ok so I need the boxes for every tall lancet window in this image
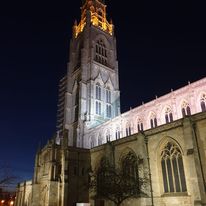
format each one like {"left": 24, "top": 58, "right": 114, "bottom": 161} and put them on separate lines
{"left": 115, "top": 127, "right": 120, "bottom": 140}
{"left": 200, "top": 93, "right": 206, "bottom": 112}
{"left": 122, "top": 152, "right": 138, "bottom": 182}
{"left": 126, "top": 123, "right": 132, "bottom": 136}
{"left": 165, "top": 107, "right": 173, "bottom": 123}
{"left": 106, "top": 130, "right": 111, "bottom": 142}
{"left": 95, "top": 83, "right": 102, "bottom": 115}
{"left": 95, "top": 39, "right": 108, "bottom": 66}
{"left": 137, "top": 118, "right": 144, "bottom": 132}
{"left": 161, "top": 142, "right": 187, "bottom": 193}
{"left": 106, "top": 87, "right": 112, "bottom": 118}
{"left": 181, "top": 101, "right": 191, "bottom": 117}
{"left": 150, "top": 113, "right": 158, "bottom": 128}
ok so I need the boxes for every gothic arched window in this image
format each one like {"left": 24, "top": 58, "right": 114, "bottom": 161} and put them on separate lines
{"left": 126, "top": 123, "right": 132, "bottom": 136}
{"left": 165, "top": 107, "right": 173, "bottom": 123}
{"left": 106, "top": 130, "right": 111, "bottom": 142}
{"left": 96, "top": 83, "right": 101, "bottom": 100}
{"left": 95, "top": 83, "right": 102, "bottom": 115}
{"left": 181, "top": 101, "right": 191, "bottom": 117}
{"left": 106, "top": 87, "right": 112, "bottom": 118}
{"left": 96, "top": 102, "right": 101, "bottom": 115}
{"left": 106, "top": 88, "right": 111, "bottom": 103}
{"left": 161, "top": 142, "right": 187, "bottom": 193}
{"left": 115, "top": 127, "right": 120, "bottom": 139}
{"left": 98, "top": 135, "right": 103, "bottom": 146}
{"left": 200, "top": 94, "right": 206, "bottom": 112}
{"left": 150, "top": 113, "right": 158, "bottom": 128}
{"left": 95, "top": 39, "right": 108, "bottom": 66}
{"left": 122, "top": 152, "right": 138, "bottom": 181}
{"left": 137, "top": 118, "right": 144, "bottom": 132}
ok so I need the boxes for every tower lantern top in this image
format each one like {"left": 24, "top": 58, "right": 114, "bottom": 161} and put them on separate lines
{"left": 73, "top": 0, "right": 113, "bottom": 38}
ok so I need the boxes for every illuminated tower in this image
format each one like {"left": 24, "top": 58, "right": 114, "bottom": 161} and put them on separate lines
{"left": 64, "top": 0, "right": 120, "bottom": 147}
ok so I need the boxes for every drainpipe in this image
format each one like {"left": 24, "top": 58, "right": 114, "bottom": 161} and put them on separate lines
{"left": 144, "top": 134, "right": 154, "bottom": 206}
{"left": 192, "top": 123, "right": 206, "bottom": 193}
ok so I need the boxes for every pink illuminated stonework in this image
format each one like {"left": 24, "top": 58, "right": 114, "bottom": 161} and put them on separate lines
{"left": 85, "top": 77, "right": 206, "bottom": 148}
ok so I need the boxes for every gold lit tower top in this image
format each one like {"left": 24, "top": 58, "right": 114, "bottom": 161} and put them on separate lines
{"left": 73, "top": 0, "right": 113, "bottom": 38}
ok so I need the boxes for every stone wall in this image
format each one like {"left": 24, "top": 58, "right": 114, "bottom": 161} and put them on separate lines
{"left": 15, "top": 181, "right": 32, "bottom": 206}
{"left": 90, "top": 112, "right": 206, "bottom": 206}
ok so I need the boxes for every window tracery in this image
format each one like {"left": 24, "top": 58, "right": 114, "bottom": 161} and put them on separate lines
{"left": 126, "top": 123, "right": 132, "bottom": 136}
{"left": 95, "top": 39, "right": 108, "bottom": 66}
{"left": 161, "top": 142, "right": 187, "bottom": 193}
{"left": 106, "top": 87, "right": 112, "bottom": 118}
{"left": 165, "top": 107, "right": 173, "bottom": 123}
{"left": 122, "top": 152, "right": 138, "bottom": 181}
{"left": 137, "top": 118, "right": 144, "bottom": 132}
{"left": 181, "top": 101, "right": 191, "bottom": 117}
{"left": 106, "top": 130, "right": 111, "bottom": 142}
{"left": 96, "top": 83, "right": 102, "bottom": 115}
{"left": 150, "top": 113, "right": 158, "bottom": 128}
{"left": 96, "top": 83, "right": 101, "bottom": 100}
{"left": 115, "top": 127, "right": 120, "bottom": 139}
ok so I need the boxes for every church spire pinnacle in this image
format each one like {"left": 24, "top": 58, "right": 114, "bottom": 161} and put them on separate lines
{"left": 73, "top": 0, "right": 113, "bottom": 38}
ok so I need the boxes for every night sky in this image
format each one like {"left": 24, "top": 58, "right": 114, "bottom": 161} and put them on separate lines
{"left": 0, "top": 0, "right": 205, "bottom": 188}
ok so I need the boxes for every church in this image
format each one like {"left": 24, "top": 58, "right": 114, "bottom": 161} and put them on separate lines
{"left": 15, "top": 0, "right": 206, "bottom": 205}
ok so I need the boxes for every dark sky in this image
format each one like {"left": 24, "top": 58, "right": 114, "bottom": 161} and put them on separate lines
{"left": 0, "top": 0, "right": 205, "bottom": 187}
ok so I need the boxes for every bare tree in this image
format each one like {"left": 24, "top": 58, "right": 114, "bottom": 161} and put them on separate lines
{"left": 90, "top": 155, "right": 149, "bottom": 206}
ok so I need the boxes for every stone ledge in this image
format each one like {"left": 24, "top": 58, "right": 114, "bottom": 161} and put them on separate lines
{"left": 161, "top": 192, "right": 189, "bottom": 197}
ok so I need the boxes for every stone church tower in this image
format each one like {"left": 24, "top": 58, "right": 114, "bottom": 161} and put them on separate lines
{"left": 16, "top": 1, "right": 121, "bottom": 206}
{"left": 63, "top": 0, "right": 120, "bottom": 148}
